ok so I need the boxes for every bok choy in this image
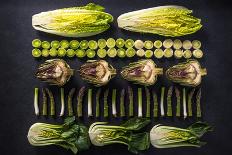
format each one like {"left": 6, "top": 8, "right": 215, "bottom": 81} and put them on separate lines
{"left": 89, "top": 118, "right": 150, "bottom": 154}
{"left": 32, "top": 3, "right": 113, "bottom": 37}
{"left": 150, "top": 122, "right": 212, "bottom": 148}
{"left": 27, "top": 117, "right": 90, "bottom": 154}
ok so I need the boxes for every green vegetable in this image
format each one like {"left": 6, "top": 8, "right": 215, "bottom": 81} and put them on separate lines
{"left": 32, "top": 49, "right": 41, "bottom": 58}
{"left": 60, "top": 88, "right": 65, "bottom": 117}
{"left": 77, "top": 86, "right": 85, "bottom": 117}
{"left": 79, "top": 40, "right": 89, "bottom": 49}
{"left": 32, "top": 39, "right": 41, "bottom": 48}
{"left": 150, "top": 122, "right": 212, "bottom": 148}
{"left": 121, "top": 59, "right": 163, "bottom": 86}
{"left": 107, "top": 48, "right": 117, "bottom": 57}
{"left": 51, "top": 40, "right": 60, "bottom": 49}
{"left": 183, "top": 88, "right": 187, "bottom": 119}
{"left": 88, "top": 40, "right": 98, "bottom": 50}
{"left": 134, "top": 40, "right": 144, "bottom": 49}
{"left": 192, "top": 40, "right": 201, "bottom": 49}
{"left": 175, "top": 87, "right": 181, "bottom": 117}
{"left": 34, "top": 87, "right": 39, "bottom": 116}
{"left": 174, "top": 49, "right": 183, "bottom": 59}
{"left": 196, "top": 88, "right": 202, "bottom": 118}
{"left": 152, "top": 91, "right": 158, "bottom": 117}
{"left": 112, "top": 89, "right": 117, "bottom": 117}
{"left": 128, "top": 86, "right": 134, "bottom": 117}
{"left": 67, "top": 49, "right": 76, "bottom": 58}
{"left": 106, "top": 38, "right": 116, "bottom": 48}
{"left": 57, "top": 48, "right": 67, "bottom": 57}
{"left": 144, "top": 40, "right": 153, "bottom": 49}
{"left": 70, "top": 40, "right": 79, "bottom": 49}
{"left": 98, "top": 39, "right": 106, "bottom": 49}
{"left": 89, "top": 118, "right": 150, "bottom": 154}
{"left": 36, "top": 59, "right": 74, "bottom": 86}
{"left": 42, "top": 88, "right": 47, "bottom": 116}
{"left": 79, "top": 60, "right": 116, "bottom": 86}
{"left": 138, "top": 88, "right": 143, "bottom": 117}
{"left": 163, "top": 39, "right": 173, "bottom": 48}
{"left": 45, "top": 88, "right": 55, "bottom": 116}
{"left": 167, "top": 86, "right": 173, "bottom": 117}
{"left": 49, "top": 48, "right": 58, "bottom": 57}
{"left": 160, "top": 87, "right": 165, "bottom": 117}
{"left": 183, "top": 40, "right": 192, "bottom": 50}
{"left": 41, "top": 49, "right": 49, "bottom": 57}
{"left": 60, "top": 40, "right": 69, "bottom": 49}
{"left": 88, "top": 89, "right": 93, "bottom": 117}
{"left": 117, "top": 6, "right": 202, "bottom": 37}
{"left": 166, "top": 60, "right": 207, "bottom": 87}
{"left": 117, "top": 48, "right": 126, "bottom": 58}
{"left": 27, "top": 117, "right": 90, "bottom": 154}
{"left": 154, "top": 49, "right": 164, "bottom": 59}
{"left": 173, "top": 39, "right": 182, "bottom": 49}
{"left": 183, "top": 50, "right": 192, "bottom": 59}
{"left": 163, "top": 48, "right": 173, "bottom": 58}
{"left": 32, "top": 3, "right": 113, "bottom": 37}
{"left": 95, "top": 88, "right": 101, "bottom": 118}
{"left": 154, "top": 40, "right": 162, "bottom": 48}
{"left": 126, "top": 48, "right": 136, "bottom": 57}
{"left": 103, "top": 89, "right": 109, "bottom": 118}
{"left": 193, "top": 49, "right": 203, "bottom": 58}
{"left": 76, "top": 49, "right": 86, "bottom": 58}
{"left": 125, "top": 39, "right": 134, "bottom": 48}
{"left": 145, "top": 50, "right": 153, "bottom": 58}
{"left": 120, "top": 89, "right": 126, "bottom": 117}
{"left": 116, "top": 38, "right": 125, "bottom": 48}
{"left": 86, "top": 49, "right": 96, "bottom": 58}
{"left": 68, "top": 88, "right": 76, "bottom": 116}
{"left": 145, "top": 87, "right": 151, "bottom": 117}
{"left": 136, "top": 49, "right": 145, "bottom": 57}
{"left": 97, "top": 49, "right": 107, "bottom": 58}
{"left": 42, "top": 41, "right": 50, "bottom": 49}
{"left": 188, "top": 88, "right": 195, "bottom": 117}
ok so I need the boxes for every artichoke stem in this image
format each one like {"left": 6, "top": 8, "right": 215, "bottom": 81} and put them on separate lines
{"left": 155, "top": 68, "right": 163, "bottom": 75}
{"left": 200, "top": 68, "right": 207, "bottom": 76}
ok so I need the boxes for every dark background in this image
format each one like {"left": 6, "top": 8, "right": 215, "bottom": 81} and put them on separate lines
{"left": 0, "top": 0, "right": 232, "bottom": 155}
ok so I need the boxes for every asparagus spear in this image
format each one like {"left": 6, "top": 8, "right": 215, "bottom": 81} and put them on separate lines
{"left": 138, "top": 88, "right": 143, "bottom": 117}
{"left": 42, "top": 88, "right": 47, "bottom": 116}
{"left": 160, "top": 87, "right": 165, "bottom": 117}
{"left": 95, "top": 88, "right": 101, "bottom": 118}
{"left": 196, "top": 88, "right": 202, "bottom": 118}
{"left": 34, "top": 87, "right": 39, "bottom": 116}
{"left": 88, "top": 89, "right": 93, "bottom": 117}
{"left": 120, "top": 89, "right": 125, "bottom": 117}
{"left": 59, "top": 88, "right": 65, "bottom": 117}
{"left": 183, "top": 88, "right": 187, "bottom": 119}
{"left": 46, "top": 88, "right": 55, "bottom": 116}
{"left": 112, "top": 89, "right": 117, "bottom": 117}
{"left": 152, "top": 90, "right": 158, "bottom": 117}
{"left": 104, "top": 89, "right": 109, "bottom": 118}
{"left": 175, "top": 87, "right": 181, "bottom": 117}
{"left": 77, "top": 86, "right": 85, "bottom": 117}
{"left": 68, "top": 88, "right": 75, "bottom": 116}
{"left": 167, "top": 86, "right": 173, "bottom": 117}
{"left": 145, "top": 87, "right": 151, "bottom": 117}
{"left": 128, "top": 86, "right": 134, "bottom": 117}
{"left": 188, "top": 88, "right": 195, "bottom": 117}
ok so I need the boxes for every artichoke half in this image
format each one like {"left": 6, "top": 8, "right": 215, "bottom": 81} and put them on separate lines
{"left": 32, "top": 3, "right": 113, "bottom": 37}
{"left": 121, "top": 59, "right": 163, "bottom": 86}
{"left": 79, "top": 60, "right": 116, "bottom": 86}
{"left": 35, "top": 59, "right": 74, "bottom": 86}
{"left": 166, "top": 59, "right": 207, "bottom": 87}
